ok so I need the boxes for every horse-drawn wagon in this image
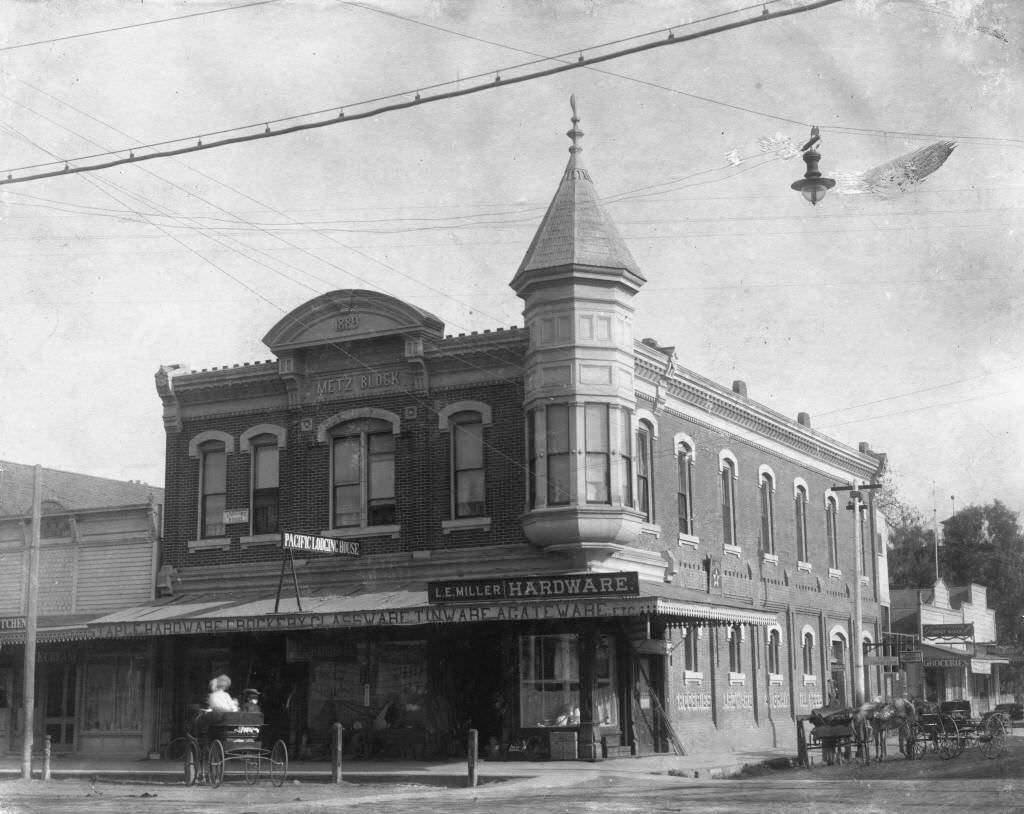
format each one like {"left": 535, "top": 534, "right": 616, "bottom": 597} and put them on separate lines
{"left": 183, "top": 710, "right": 289, "bottom": 787}
{"left": 903, "top": 700, "right": 1008, "bottom": 761}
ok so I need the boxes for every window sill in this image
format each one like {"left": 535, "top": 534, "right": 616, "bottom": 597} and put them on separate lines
{"left": 828, "top": 568, "right": 842, "bottom": 580}
{"left": 640, "top": 523, "right": 661, "bottom": 538}
{"left": 441, "top": 517, "right": 492, "bottom": 534}
{"left": 761, "top": 552, "right": 779, "bottom": 565}
{"left": 684, "top": 670, "right": 703, "bottom": 685}
{"left": 797, "top": 560, "right": 812, "bottom": 573}
{"left": 802, "top": 674, "right": 817, "bottom": 687}
{"left": 728, "top": 672, "right": 746, "bottom": 687}
{"left": 723, "top": 544, "right": 742, "bottom": 558}
{"left": 187, "top": 537, "right": 230, "bottom": 552}
{"left": 240, "top": 533, "right": 280, "bottom": 548}
{"left": 677, "top": 532, "right": 699, "bottom": 549}
{"left": 320, "top": 525, "right": 401, "bottom": 539}
{"left": 769, "top": 673, "right": 784, "bottom": 686}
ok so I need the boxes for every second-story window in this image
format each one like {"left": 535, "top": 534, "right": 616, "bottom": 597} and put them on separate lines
{"left": 684, "top": 626, "right": 700, "bottom": 672}
{"left": 677, "top": 443, "right": 694, "bottom": 535}
{"left": 728, "top": 625, "right": 743, "bottom": 673}
{"left": 451, "top": 411, "right": 485, "bottom": 518}
{"left": 802, "top": 632, "right": 815, "bottom": 675}
{"left": 767, "top": 629, "right": 781, "bottom": 675}
{"left": 332, "top": 418, "right": 395, "bottom": 528}
{"left": 795, "top": 484, "right": 809, "bottom": 562}
{"left": 200, "top": 440, "right": 226, "bottom": 538}
{"left": 251, "top": 436, "right": 280, "bottom": 534}
{"left": 584, "top": 404, "right": 610, "bottom": 504}
{"left": 826, "top": 495, "right": 839, "bottom": 569}
{"left": 546, "top": 405, "right": 572, "bottom": 506}
{"left": 721, "top": 458, "right": 737, "bottom": 547}
{"left": 636, "top": 421, "right": 654, "bottom": 521}
{"left": 759, "top": 472, "right": 775, "bottom": 554}
{"left": 618, "top": 409, "right": 633, "bottom": 509}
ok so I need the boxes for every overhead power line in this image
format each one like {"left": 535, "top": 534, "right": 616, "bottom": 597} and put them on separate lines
{"left": 0, "top": 0, "right": 844, "bottom": 186}
{"left": 0, "top": 0, "right": 282, "bottom": 53}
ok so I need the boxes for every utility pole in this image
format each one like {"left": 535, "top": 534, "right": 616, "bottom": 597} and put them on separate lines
{"left": 21, "top": 465, "right": 41, "bottom": 780}
{"left": 831, "top": 482, "right": 881, "bottom": 708}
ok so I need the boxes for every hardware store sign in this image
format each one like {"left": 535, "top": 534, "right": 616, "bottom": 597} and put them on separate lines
{"left": 427, "top": 571, "right": 640, "bottom": 603}
{"left": 89, "top": 598, "right": 645, "bottom": 638}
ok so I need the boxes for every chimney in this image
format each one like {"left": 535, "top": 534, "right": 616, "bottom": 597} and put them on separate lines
{"left": 797, "top": 412, "right": 811, "bottom": 427}
{"left": 731, "top": 380, "right": 747, "bottom": 398}
{"left": 858, "top": 442, "right": 871, "bottom": 453}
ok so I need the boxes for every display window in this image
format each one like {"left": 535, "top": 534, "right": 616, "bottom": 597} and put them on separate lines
{"left": 82, "top": 654, "right": 144, "bottom": 732}
{"left": 594, "top": 635, "right": 619, "bottom": 727}
{"left": 519, "top": 633, "right": 579, "bottom": 727}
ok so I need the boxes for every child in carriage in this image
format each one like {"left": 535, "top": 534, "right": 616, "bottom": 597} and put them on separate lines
{"left": 208, "top": 674, "right": 240, "bottom": 713}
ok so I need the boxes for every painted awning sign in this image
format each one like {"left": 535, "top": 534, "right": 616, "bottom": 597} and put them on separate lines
{"left": 0, "top": 617, "right": 26, "bottom": 631}
{"left": 428, "top": 572, "right": 639, "bottom": 603}
{"left": 281, "top": 531, "right": 359, "bottom": 556}
{"left": 970, "top": 659, "right": 992, "bottom": 675}
{"left": 922, "top": 623, "right": 974, "bottom": 640}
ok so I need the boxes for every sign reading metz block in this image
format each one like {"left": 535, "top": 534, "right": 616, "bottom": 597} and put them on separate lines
{"left": 921, "top": 623, "right": 974, "bottom": 640}
{"left": 428, "top": 571, "right": 639, "bottom": 604}
{"left": 281, "top": 531, "right": 359, "bottom": 557}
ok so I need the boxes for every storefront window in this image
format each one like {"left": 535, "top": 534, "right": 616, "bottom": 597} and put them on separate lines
{"left": 595, "top": 635, "right": 619, "bottom": 727}
{"left": 519, "top": 634, "right": 579, "bottom": 727}
{"left": 82, "top": 655, "right": 144, "bottom": 732}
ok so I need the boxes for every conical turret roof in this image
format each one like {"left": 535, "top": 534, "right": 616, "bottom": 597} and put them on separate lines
{"left": 511, "top": 97, "right": 644, "bottom": 292}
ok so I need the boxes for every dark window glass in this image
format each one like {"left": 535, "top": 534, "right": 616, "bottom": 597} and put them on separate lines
{"left": 546, "top": 405, "right": 571, "bottom": 506}
{"left": 585, "top": 404, "right": 610, "bottom": 504}
{"left": 200, "top": 443, "right": 226, "bottom": 538}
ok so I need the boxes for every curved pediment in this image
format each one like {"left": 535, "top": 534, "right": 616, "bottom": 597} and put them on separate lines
{"left": 262, "top": 289, "right": 444, "bottom": 353}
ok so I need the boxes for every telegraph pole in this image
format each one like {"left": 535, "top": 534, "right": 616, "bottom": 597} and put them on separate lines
{"left": 21, "top": 465, "right": 41, "bottom": 780}
{"left": 830, "top": 482, "right": 881, "bottom": 708}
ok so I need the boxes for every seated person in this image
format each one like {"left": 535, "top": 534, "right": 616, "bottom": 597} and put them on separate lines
{"left": 208, "top": 674, "right": 239, "bottom": 713}
{"left": 241, "top": 689, "right": 261, "bottom": 714}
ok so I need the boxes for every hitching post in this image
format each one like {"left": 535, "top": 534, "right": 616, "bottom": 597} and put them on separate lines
{"left": 467, "top": 728, "right": 478, "bottom": 787}
{"left": 331, "top": 722, "right": 343, "bottom": 783}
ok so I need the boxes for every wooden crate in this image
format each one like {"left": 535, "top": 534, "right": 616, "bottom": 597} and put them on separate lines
{"left": 548, "top": 731, "right": 578, "bottom": 761}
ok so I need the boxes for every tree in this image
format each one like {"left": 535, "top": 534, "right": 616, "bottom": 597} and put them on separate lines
{"left": 940, "top": 500, "right": 1024, "bottom": 644}
{"left": 876, "top": 472, "right": 936, "bottom": 589}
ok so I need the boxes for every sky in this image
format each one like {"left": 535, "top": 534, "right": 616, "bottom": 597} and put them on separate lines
{"left": 1, "top": 0, "right": 1021, "bottom": 521}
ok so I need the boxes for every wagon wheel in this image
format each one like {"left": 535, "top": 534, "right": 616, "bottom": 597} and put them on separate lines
{"left": 208, "top": 739, "right": 226, "bottom": 788}
{"left": 183, "top": 741, "right": 199, "bottom": 786}
{"left": 270, "top": 739, "right": 288, "bottom": 787}
{"left": 900, "top": 720, "right": 922, "bottom": 760}
{"left": 979, "top": 715, "right": 1007, "bottom": 759}
{"left": 243, "top": 749, "right": 260, "bottom": 784}
{"left": 937, "top": 715, "right": 959, "bottom": 760}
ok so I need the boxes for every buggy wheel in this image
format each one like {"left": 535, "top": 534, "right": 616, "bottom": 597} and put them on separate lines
{"left": 270, "top": 739, "right": 288, "bottom": 787}
{"left": 243, "top": 751, "right": 260, "bottom": 784}
{"left": 937, "top": 716, "right": 959, "bottom": 760}
{"left": 183, "top": 741, "right": 199, "bottom": 786}
{"left": 208, "top": 739, "right": 226, "bottom": 788}
{"left": 901, "top": 721, "right": 922, "bottom": 760}
{"left": 979, "top": 715, "right": 1007, "bottom": 759}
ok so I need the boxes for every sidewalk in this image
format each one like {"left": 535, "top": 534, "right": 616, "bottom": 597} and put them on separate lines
{"left": 0, "top": 744, "right": 797, "bottom": 785}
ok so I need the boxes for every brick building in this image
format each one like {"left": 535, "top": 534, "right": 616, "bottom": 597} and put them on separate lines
{"left": 0, "top": 461, "right": 163, "bottom": 756}
{"left": 90, "top": 104, "right": 889, "bottom": 760}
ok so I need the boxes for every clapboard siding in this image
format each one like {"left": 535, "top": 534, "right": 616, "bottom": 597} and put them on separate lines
{"left": 0, "top": 549, "right": 25, "bottom": 613}
{"left": 76, "top": 543, "right": 155, "bottom": 610}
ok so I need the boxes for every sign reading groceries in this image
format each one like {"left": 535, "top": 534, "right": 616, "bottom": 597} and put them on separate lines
{"left": 428, "top": 571, "right": 639, "bottom": 604}
{"left": 281, "top": 531, "right": 359, "bottom": 557}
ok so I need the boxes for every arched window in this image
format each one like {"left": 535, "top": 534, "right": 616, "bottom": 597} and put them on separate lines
{"left": 721, "top": 457, "right": 737, "bottom": 548}
{"left": 250, "top": 434, "right": 280, "bottom": 534}
{"left": 802, "top": 631, "right": 815, "bottom": 676}
{"left": 684, "top": 626, "right": 700, "bottom": 673}
{"left": 635, "top": 420, "right": 655, "bottom": 521}
{"left": 795, "top": 484, "right": 809, "bottom": 562}
{"left": 677, "top": 442, "right": 695, "bottom": 535}
{"left": 331, "top": 418, "right": 396, "bottom": 528}
{"left": 728, "top": 624, "right": 744, "bottom": 673}
{"left": 767, "top": 628, "right": 782, "bottom": 676}
{"left": 449, "top": 411, "right": 485, "bottom": 518}
{"left": 825, "top": 495, "right": 839, "bottom": 569}
{"left": 199, "top": 440, "right": 227, "bottom": 539}
{"left": 759, "top": 471, "right": 775, "bottom": 554}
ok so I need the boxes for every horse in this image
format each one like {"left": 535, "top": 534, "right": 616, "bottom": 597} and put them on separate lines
{"left": 856, "top": 697, "right": 919, "bottom": 761}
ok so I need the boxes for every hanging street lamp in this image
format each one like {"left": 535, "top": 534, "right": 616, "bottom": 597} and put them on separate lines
{"left": 791, "top": 125, "right": 836, "bottom": 205}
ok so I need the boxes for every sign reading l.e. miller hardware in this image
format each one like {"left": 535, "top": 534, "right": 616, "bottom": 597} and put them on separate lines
{"left": 281, "top": 531, "right": 359, "bottom": 556}
{"left": 428, "top": 572, "right": 639, "bottom": 604}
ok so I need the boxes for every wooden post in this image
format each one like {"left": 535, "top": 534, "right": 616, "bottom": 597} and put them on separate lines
{"left": 42, "top": 734, "right": 51, "bottom": 781}
{"left": 21, "top": 465, "right": 42, "bottom": 780}
{"left": 331, "top": 722, "right": 343, "bottom": 784}
{"left": 467, "top": 728, "right": 478, "bottom": 788}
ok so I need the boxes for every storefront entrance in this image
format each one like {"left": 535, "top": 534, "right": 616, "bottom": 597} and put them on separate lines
{"left": 43, "top": 663, "right": 76, "bottom": 749}
{"left": 0, "top": 667, "right": 12, "bottom": 752}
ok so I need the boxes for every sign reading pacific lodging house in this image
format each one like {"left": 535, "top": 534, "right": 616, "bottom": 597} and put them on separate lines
{"left": 281, "top": 531, "right": 359, "bottom": 556}
{"left": 428, "top": 572, "right": 640, "bottom": 604}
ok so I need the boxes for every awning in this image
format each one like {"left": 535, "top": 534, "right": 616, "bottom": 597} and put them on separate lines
{"left": 85, "top": 580, "right": 778, "bottom": 640}
{"left": 0, "top": 614, "right": 99, "bottom": 646}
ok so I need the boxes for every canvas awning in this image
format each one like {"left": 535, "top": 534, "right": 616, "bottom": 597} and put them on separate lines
{"left": 84, "top": 580, "right": 777, "bottom": 640}
{"left": 0, "top": 614, "right": 99, "bottom": 646}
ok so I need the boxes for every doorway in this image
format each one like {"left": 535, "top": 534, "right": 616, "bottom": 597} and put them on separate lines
{"left": 42, "top": 664, "right": 76, "bottom": 749}
{"left": 0, "top": 667, "right": 12, "bottom": 750}
{"left": 632, "top": 654, "right": 667, "bottom": 754}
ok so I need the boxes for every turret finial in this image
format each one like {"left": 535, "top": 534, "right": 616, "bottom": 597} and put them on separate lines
{"left": 567, "top": 94, "right": 583, "bottom": 154}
